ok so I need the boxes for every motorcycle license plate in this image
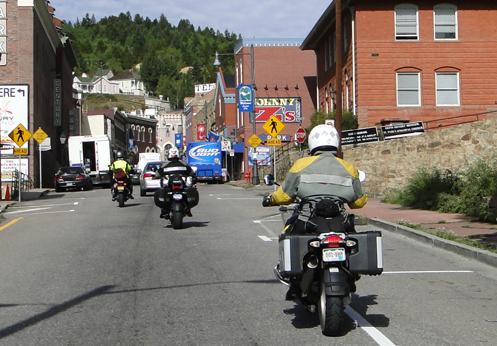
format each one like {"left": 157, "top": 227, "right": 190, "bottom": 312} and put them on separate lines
{"left": 322, "top": 248, "right": 346, "bottom": 262}
{"left": 173, "top": 193, "right": 183, "bottom": 200}
{"left": 117, "top": 186, "right": 124, "bottom": 191}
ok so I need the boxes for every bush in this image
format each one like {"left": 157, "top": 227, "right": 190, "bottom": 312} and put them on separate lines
{"left": 385, "top": 161, "right": 497, "bottom": 223}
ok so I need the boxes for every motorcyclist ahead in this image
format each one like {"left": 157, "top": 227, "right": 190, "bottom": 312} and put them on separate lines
{"left": 109, "top": 150, "right": 134, "bottom": 199}
{"left": 263, "top": 124, "right": 367, "bottom": 234}
{"left": 158, "top": 148, "right": 196, "bottom": 218}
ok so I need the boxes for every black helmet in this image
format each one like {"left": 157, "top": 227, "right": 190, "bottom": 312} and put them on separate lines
{"left": 116, "top": 151, "right": 124, "bottom": 159}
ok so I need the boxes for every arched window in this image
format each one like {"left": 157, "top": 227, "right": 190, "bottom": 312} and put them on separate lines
{"left": 395, "top": 4, "right": 419, "bottom": 40}
{"left": 148, "top": 128, "right": 153, "bottom": 143}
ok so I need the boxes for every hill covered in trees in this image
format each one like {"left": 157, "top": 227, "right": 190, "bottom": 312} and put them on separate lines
{"left": 62, "top": 12, "right": 241, "bottom": 108}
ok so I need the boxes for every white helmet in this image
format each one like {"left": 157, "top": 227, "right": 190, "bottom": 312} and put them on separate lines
{"left": 168, "top": 148, "right": 179, "bottom": 159}
{"left": 308, "top": 124, "right": 339, "bottom": 155}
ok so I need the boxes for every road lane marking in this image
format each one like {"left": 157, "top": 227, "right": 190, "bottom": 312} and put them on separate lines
{"left": 258, "top": 235, "right": 273, "bottom": 242}
{"left": 253, "top": 220, "right": 278, "bottom": 238}
{"left": 346, "top": 306, "right": 396, "bottom": 346}
{"left": 5, "top": 207, "right": 51, "bottom": 214}
{"left": 383, "top": 270, "right": 473, "bottom": 274}
{"left": 0, "top": 218, "right": 23, "bottom": 232}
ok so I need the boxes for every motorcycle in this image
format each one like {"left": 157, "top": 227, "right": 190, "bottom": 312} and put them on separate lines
{"left": 264, "top": 175, "right": 383, "bottom": 336}
{"left": 155, "top": 172, "right": 199, "bottom": 229}
{"left": 112, "top": 168, "right": 132, "bottom": 207}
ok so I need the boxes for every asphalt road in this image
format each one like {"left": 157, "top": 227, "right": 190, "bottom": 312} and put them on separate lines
{"left": 0, "top": 184, "right": 496, "bottom": 345}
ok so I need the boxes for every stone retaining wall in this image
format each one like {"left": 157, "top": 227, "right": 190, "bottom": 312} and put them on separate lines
{"left": 342, "top": 117, "right": 497, "bottom": 197}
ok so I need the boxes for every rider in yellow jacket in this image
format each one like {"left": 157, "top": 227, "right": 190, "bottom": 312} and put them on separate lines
{"left": 264, "top": 124, "right": 367, "bottom": 233}
{"left": 109, "top": 151, "right": 134, "bottom": 199}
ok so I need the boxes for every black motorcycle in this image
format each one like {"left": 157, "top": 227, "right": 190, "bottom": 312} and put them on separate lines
{"left": 265, "top": 192, "right": 383, "bottom": 336}
{"left": 155, "top": 173, "right": 199, "bottom": 229}
{"left": 112, "top": 168, "right": 132, "bottom": 207}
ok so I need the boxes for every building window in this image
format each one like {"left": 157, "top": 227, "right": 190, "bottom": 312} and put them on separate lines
{"left": 397, "top": 72, "right": 420, "bottom": 106}
{"left": 395, "top": 4, "right": 418, "bottom": 40}
{"left": 436, "top": 72, "right": 459, "bottom": 106}
{"left": 434, "top": 4, "right": 457, "bottom": 40}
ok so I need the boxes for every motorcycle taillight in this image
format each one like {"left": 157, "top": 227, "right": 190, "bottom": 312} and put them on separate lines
{"left": 322, "top": 235, "right": 344, "bottom": 248}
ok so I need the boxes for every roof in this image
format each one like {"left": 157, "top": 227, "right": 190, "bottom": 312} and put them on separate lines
{"left": 110, "top": 70, "right": 141, "bottom": 81}
{"left": 300, "top": 2, "right": 336, "bottom": 51}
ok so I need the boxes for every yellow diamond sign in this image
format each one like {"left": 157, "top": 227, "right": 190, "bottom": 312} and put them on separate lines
{"left": 248, "top": 134, "right": 262, "bottom": 148}
{"left": 263, "top": 116, "right": 285, "bottom": 137}
{"left": 33, "top": 128, "right": 48, "bottom": 144}
{"left": 9, "top": 123, "right": 32, "bottom": 147}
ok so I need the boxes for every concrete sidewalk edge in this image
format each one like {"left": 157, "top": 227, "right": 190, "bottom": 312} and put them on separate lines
{"left": 369, "top": 218, "right": 497, "bottom": 269}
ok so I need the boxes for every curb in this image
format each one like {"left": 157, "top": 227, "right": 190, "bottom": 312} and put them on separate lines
{"left": 369, "top": 218, "right": 497, "bottom": 269}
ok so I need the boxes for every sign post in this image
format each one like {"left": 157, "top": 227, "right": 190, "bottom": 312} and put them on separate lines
{"left": 33, "top": 128, "right": 48, "bottom": 188}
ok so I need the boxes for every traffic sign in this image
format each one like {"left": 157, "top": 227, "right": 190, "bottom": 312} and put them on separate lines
{"left": 33, "top": 128, "right": 48, "bottom": 144}
{"left": 263, "top": 116, "right": 285, "bottom": 137}
{"left": 295, "top": 127, "right": 306, "bottom": 143}
{"left": 8, "top": 123, "right": 32, "bottom": 147}
{"left": 248, "top": 134, "right": 262, "bottom": 148}
{"left": 13, "top": 148, "right": 28, "bottom": 155}
{"left": 267, "top": 138, "right": 282, "bottom": 146}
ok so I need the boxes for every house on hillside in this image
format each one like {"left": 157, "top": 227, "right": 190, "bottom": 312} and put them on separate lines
{"left": 110, "top": 70, "right": 145, "bottom": 95}
{"left": 301, "top": 0, "right": 497, "bottom": 129}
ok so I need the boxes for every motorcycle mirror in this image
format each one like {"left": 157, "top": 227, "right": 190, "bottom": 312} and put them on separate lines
{"left": 358, "top": 170, "right": 366, "bottom": 182}
{"left": 264, "top": 174, "right": 275, "bottom": 186}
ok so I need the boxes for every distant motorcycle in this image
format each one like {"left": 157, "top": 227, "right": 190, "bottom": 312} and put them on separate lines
{"left": 155, "top": 173, "right": 199, "bottom": 229}
{"left": 112, "top": 168, "right": 132, "bottom": 207}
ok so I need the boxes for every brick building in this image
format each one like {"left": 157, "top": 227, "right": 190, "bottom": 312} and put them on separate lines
{"left": 0, "top": 0, "right": 76, "bottom": 191}
{"left": 301, "top": 0, "right": 497, "bottom": 129}
{"left": 214, "top": 38, "right": 317, "bottom": 179}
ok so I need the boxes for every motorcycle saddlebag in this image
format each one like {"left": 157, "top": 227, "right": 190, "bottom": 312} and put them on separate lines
{"left": 154, "top": 189, "right": 165, "bottom": 208}
{"left": 348, "top": 231, "right": 383, "bottom": 275}
{"left": 278, "top": 234, "right": 317, "bottom": 277}
{"left": 185, "top": 186, "right": 199, "bottom": 207}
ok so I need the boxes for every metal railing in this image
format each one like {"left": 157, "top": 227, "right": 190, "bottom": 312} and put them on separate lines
{"left": 11, "top": 170, "right": 33, "bottom": 200}
{"left": 424, "top": 110, "right": 497, "bottom": 131}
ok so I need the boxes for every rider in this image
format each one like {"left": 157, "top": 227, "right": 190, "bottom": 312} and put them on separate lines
{"left": 263, "top": 124, "right": 367, "bottom": 234}
{"left": 109, "top": 150, "right": 134, "bottom": 200}
{"left": 159, "top": 148, "right": 196, "bottom": 218}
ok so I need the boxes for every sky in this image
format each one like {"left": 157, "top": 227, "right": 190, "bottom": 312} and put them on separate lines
{"left": 49, "top": 0, "right": 332, "bottom": 39}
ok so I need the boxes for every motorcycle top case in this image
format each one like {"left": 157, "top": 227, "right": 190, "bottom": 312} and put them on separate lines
{"left": 278, "top": 234, "right": 316, "bottom": 277}
{"left": 348, "top": 231, "right": 383, "bottom": 275}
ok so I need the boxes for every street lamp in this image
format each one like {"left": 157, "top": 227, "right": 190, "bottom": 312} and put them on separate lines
{"left": 60, "top": 131, "right": 67, "bottom": 166}
{"left": 214, "top": 44, "right": 259, "bottom": 185}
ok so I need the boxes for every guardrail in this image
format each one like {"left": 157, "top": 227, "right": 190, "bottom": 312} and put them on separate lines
{"left": 11, "top": 170, "right": 33, "bottom": 200}
{"left": 424, "top": 110, "right": 497, "bottom": 131}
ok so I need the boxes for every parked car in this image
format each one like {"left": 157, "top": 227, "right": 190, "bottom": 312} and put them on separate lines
{"left": 139, "top": 161, "right": 167, "bottom": 196}
{"left": 131, "top": 166, "right": 141, "bottom": 185}
{"left": 55, "top": 166, "right": 93, "bottom": 192}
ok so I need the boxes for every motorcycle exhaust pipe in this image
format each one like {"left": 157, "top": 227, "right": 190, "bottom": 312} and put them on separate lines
{"left": 307, "top": 255, "right": 319, "bottom": 269}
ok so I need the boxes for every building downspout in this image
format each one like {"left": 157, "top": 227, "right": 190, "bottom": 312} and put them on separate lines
{"left": 352, "top": 9, "right": 357, "bottom": 116}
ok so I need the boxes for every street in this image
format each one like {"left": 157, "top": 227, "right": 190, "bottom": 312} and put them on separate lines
{"left": 0, "top": 184, "right": 496, "bottom": 346}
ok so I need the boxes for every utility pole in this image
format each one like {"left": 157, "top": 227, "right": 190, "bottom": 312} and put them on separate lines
{"left": 335, "top": 0, "right": 343, "bottom": 158}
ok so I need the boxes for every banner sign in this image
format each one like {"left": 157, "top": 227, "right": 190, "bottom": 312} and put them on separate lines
{"left": 341, "top": 127, "right": 380, "bottom": 145}
{"left": 382, "top": 121, "right": 425, "bottom": 140}
{"left": 197, "top": 124, "right": 206, "bottom": 140}
{"left": 0, "top": 84, "right": 29, "bottom": 154}
{"left": 238, "top": 85, "right": 254, "bottom": 112}
{"left": 254, "top": 97, "right": 302, "bottom": 123}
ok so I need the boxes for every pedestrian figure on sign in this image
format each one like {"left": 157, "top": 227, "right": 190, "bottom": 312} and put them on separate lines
{"left": 270, "top": 119, "right": 278, "bottom": 134}
{"left": 16, "top": 127, "right": 24, "bottom": 142}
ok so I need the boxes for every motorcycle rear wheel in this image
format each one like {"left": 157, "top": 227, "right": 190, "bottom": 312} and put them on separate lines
{"left": 319, "top": 281, "right": 345, "bottom": 336}
{"left": 118, "top": 193, "right": 125, "bottom": 207}
{"left": 171, "top": 211, "right": 183, "bottom": 229}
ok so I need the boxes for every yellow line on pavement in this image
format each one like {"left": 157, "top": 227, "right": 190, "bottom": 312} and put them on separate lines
{"left": 0, "top": 217, "right": 23, "bottom": 232}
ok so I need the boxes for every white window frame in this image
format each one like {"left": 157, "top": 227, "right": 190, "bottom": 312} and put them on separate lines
{"left": 395, "top": 4, "right": 419, "bottom": 41}
{"left": 397, "top": 72, "right": 421, "bottom": 107}
{"left": 434, "top": 4, "right": 458, "bottom": 40}
{"left": 435, "top": 72, "right": 460, "bottom": 106}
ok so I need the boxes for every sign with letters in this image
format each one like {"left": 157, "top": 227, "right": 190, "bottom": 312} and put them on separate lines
{"left": 0, "top": 84, "right": 29, "bottom": 153}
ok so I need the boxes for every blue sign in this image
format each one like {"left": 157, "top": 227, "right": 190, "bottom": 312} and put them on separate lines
{"left": 175, "top": 133, "right": 182, "bottom": 148}
{"left": 238, "top": 85, "right": 254, "bottom": 112}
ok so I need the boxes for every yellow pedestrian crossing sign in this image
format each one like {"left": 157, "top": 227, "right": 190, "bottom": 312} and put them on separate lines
{"left": 263, "top": 116, "right": 285, "bottom": 137}
{"left": 9, "top": 123, "right": 32, "bottom": 147}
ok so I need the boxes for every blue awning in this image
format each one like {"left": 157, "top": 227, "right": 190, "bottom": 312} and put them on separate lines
{"left": 233, "top": 142, "right": 245, "bottom": 153}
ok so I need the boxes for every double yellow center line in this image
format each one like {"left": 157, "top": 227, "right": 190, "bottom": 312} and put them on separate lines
{"left": 0, "top": 217, "right": 23, "bottom": 232}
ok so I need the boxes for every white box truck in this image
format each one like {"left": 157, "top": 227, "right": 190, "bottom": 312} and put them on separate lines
{"left": 68, "top": 135, "right": 113, "bottom": 187}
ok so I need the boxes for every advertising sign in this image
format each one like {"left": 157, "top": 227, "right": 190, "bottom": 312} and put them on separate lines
{"left": 248, "top": 146, "right": 271, "bottom": 166}
{"left": 341, "top": 127, "right": 380, "bottom": 145}
{"left": 197, "top": 123, "right": 206, "bottom": 141}
{"left": 382, "top": 121, "right": 425, "bottom": 140}
{"left": 254, "top": 97, "right": 302, "bottom": 123}
{"left": 238, "top": 85, "right": 254, "bottom": 112}
{"left": 0, "top": 84, "right": 29, "bottom": 154}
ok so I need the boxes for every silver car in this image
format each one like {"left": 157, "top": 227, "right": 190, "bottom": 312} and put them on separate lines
{"left": 139, "top": 161, "right": 168, "bottom": 196}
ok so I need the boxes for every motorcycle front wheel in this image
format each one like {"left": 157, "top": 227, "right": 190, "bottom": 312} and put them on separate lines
{"left": 118, "top": 193, "right": 125, "bottom": 207}
{"left": 319, "top": 281, "right": 345, "bottom": 336}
